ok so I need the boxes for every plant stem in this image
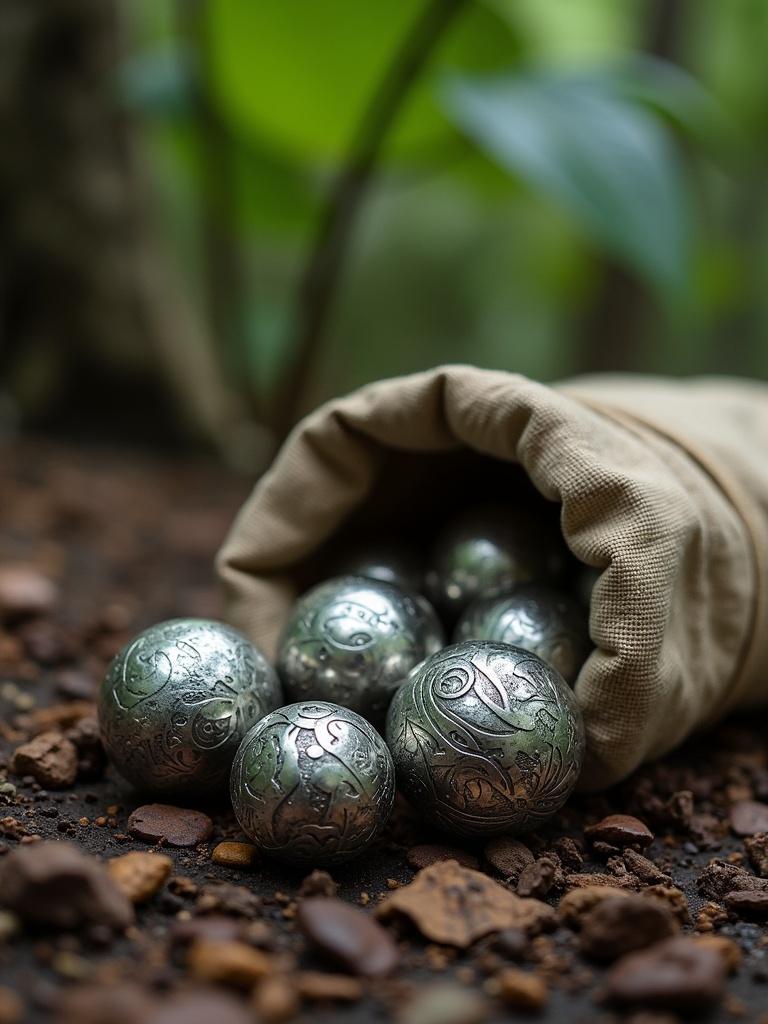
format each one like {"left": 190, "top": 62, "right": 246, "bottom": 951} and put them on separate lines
{"left": 271, "top": 0, "right": 467, "bottom": 438}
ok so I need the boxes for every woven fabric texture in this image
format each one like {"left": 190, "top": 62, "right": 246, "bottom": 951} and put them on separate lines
{"left": 216, "top": 366, "right": 768, "bottom": 790}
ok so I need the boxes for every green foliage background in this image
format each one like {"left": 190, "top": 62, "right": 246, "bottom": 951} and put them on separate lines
{"left": 125, "top": 0, "right": 768, "bottom": 430}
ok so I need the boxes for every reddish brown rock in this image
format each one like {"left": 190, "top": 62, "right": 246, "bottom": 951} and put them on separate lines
{"left": 65, "top": 717, "right": 106, "bottom": 781}
{"left": 730, "top": 800, "right": 768, "bottom": 837}
{"left": 483, "top": 837, "right": 534, "bottom": 881}
{"left": 298, "top": 869, "right": 338, "bottom": 899}
{"left": 196, "top": 881, "right": 260, "bottom": 918}
{"left": 297, "top": 897, "right": 398, "bottom": 978}
{"left": 0, "top": 841, "right": 133, "bottom": 930}
{"left": 697, "top": 858, "right": 768, "bottom": 900}
{"left": 128, "top": 804, "right": 212, "bottom": 847}
{"left": 492, "top": 967, "right": 548, "bottom": 1011}
{"left": 377, "top": 860, "right": 555, "bottom": 948}
{"left": 407, "top": 843, "right": 479, "bottom": 872}
{"left": 744, "top": 832, "right": 768, "bottom": 877}
{"left": 211, "top": 842, "right": 258, "bottom": 868}
{"left": 11, "top": 730, "right": 77, "bottom": 789}
{"left": 516, "top": 856, "right": 560, "bottom": 898}
{"left": 578, "top": 894, "right": 677, "bottom": 961}
{"left": 559, "top": 885, "right": 630, "bottom": 928}
{"left": 725, "top": 889, "right": 768, "bottom": 919}
{"left": 187, "top": 940, "right": 272, "bottom": 987}
{"left": 606, "top": 936, "right": 726, "bottom": 1011}
{"left": 296, "top": 972, "right": 363, "bottom": 1002}
{"left": 107, "top": 852, "right": 172, "bottom": 903}
{"left": 585, "top": 815, "right": 653, "bottom": 849}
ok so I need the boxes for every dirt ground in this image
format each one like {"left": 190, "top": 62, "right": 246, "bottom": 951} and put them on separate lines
{"left": 1, "top": 436, "right": 767, "bottom": 1023}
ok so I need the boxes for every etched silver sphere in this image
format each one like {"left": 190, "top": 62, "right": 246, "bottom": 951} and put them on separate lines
{"left": 230, "top": 701, "right": 395, "bottom": 866}
{"left": 98, "top": 618, "right": 282, "bottom": 797}
{"left": 425, "top": 505, "right": 568, "bottom": 619}
{"left": 276, "top": 576, "right": 444, "bottom": 722}
{"left": 333, "top": 540, "right": 425, "bottom": 594}
{"left": 386, "top": 640, "right": 585, "bottom": 838}
{"left": 454, "top": 584, "right": 590, "bottom": 684}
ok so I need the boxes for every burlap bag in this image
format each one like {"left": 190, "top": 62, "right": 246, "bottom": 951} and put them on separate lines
{"left": 216, "top": 366, "right": 768, "bottom": 790}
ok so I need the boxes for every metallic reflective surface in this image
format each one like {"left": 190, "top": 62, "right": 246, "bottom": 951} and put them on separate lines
{"left": 425, "top": 505, "right": 568, "bottom": 619}
{"left": 277, "top": 576, "right": 444, "bottom": 721}
{"left": 454, "top": 584, "right": 590, "bottom": 684}
{"left": 386, "top": 640, "right": 585, "bottom": 838}
{"left": 333, "top": 541, "right": 425, "bottom": 594}
{"left": 99, "top": 618, "right": 282, "bottom": 797}
{"left": 230, "top": 701, "right": 395, "bottom": 866}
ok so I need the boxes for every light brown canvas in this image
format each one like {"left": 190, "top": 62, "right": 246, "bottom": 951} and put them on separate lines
{"left": 216, "top": 366, "right": 768, "bottom": 790}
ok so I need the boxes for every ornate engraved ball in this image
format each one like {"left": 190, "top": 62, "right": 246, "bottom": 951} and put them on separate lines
{"left": 333, "top": 540, "right": 425, "bottom": 594}
{"left": 454, "top": 584, "right": 590, "bottom": 684}
{"left": 386, "top": 641, "right": 585, "bottom": 838}
{"left": 98, "top": 618, "right": 282, "bottom": 797}
{"left": 277, "top": 576, "right": 444, "bottom": 721}
{"left": 425, "top": 505, "right": 568, "bottom": 620}
{"left": 230, "top": 701, "right": 395, "bottom": 866}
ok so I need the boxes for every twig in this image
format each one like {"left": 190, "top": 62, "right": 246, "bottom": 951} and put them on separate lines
{"left": 271, "top": 0, "right": 467, "bottom": 438}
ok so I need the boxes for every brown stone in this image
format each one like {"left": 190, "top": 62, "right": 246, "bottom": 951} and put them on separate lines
{"left": 606, "top": 935, "right": 726, "bottom": 1011}
{"left": 397, "top": 983, "right": 491, "bottom": 1024}
{"left": 0, "top": 988, "right": 22, "bottom": 1024}
{"left": 641, "top": 885, "right": 691, "bottom": 926}
{"left": 578, "top": 894, "right": 677, "bottom": 961}
{"left": 516, "top": 856, "right": 560, "bottom": 899}
{"left": 697, "top": 858, "right": 768, "bottom": 900}
{"left": 493, "top": 967, "right": 548, "bottom": 1011}
{"left": 692, "top": 935, "right": 742, "bottom": 974}
{"left": 196, "top": 881, "right": 260, "bottom": 918}
{"left": 559, "top": 885, "right": 632, "bottom": 928}
{"left": 565, "top": 872, "right": 638, "bottom": 890}
{"left": 483, "top": 837, "right": 534, "bottom": 881}
{"left": 725, "top": 889, "right": 768, "bottom": 919}
{"left": 297, "top": 897, "right": 398, "bottom": 978}
{"left": 211, "top": 841, "right": 258, "bottom": 868}
{"left": 745, "top": 832, "right": 768, "bottom": 877}
{"left": 377, "top": 860, "right": 555, "bottom": 948}
{"left": 621, "top": 848, "right": 671, "bottom": 885}
{"left": 65, "top": 717, "right": 106, "bottom": 781}
{"left": 298, "top": 869, "right": 338, "bottom": 899}
{"left": 187, "top": 940, "right": 272, "bottom": 987}
{"left": 145, "top": 991, "right": 253, "bottom": 1024}
{"left": 107, "top": 852, "right": 172, "bottom": 903}
{"left": 407, "top": 843, "right": 479, "bottom": 872}
{"left": 0, "top": 566, "right": 58, "bottom": 619}
{"left": 730, "top": 800, "right": 768, "bottom": 836}
{"left": 296, "top": 971, "right": 363, "bottom": 1002}
{"left": 11, "top": 730, "right": 77, "bottom": 789}
{"left": 128, "top": 804, "right": 213, "bottom": 847}
{"left": 0, "top": 841, "right": 133, "bottom": 930}
{"left": 585, "top": 814, "right": 653, "bottom": 849}
{"left": 252, "top": 975, "right": 300, "bottom": 1022}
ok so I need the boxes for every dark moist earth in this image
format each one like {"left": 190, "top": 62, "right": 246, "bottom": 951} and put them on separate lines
{"left": 1, "top": 438, "right": 768, "bottom": 1024}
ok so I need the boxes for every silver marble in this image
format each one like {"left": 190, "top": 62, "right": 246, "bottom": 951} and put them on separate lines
{"left": 277, "top": 576, "right": 443, "bottom": 721}
{"left": 333, "top": 540, "right": 425, "bottom": 594}
{"left": 454, "top": 584, "right": 590, "bottom": 684}
{"left": 98, "top": 618, "right": 282, "bottom": 797}
{"left": 425, "top": 505, "right": 568, "bottom": 619}
{"left": 386, "top": 640, "right": 585, "bottom": 838}
{"left": 230, "top": 701, "right": 395, "bottom": 866}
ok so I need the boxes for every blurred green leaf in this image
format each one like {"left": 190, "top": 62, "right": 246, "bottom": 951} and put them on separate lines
{"left": 204, "top": 0, "right": 522, "bottom": 162}
{"left": 442, "top": 68, "right": 692, "bottom": 294}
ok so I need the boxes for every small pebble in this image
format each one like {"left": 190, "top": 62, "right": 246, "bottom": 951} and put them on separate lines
{"left": 492, "top": 967, "right": 548, "bottom": 1010}
{"left": 211, "top": 841, "right": 258, "bottom": 868}
{"left": 107, "top": 852, "right": 172, "bottom": 904}
{"left": 296, "top": 897, "right": 399, "bottom": 978}
{"left": 0, "top": 567, "right": 58, "bottom": 619}
{"left": 585, "top": 814, "right": 654, "bottom": 849}
{"left": 11, "top": 732, "right": 77, "bottom": 790}
{"left": 187, "top": 940, "right": 272, "bottom": 988}
{"left": 483, "top": 837, "right": 534, "bottom": 881}
{"left": 128, "top": 804, "right": 213, "bottom": 847}
{"left": 606, "top": 935, "right": 725, "bottom": 1010}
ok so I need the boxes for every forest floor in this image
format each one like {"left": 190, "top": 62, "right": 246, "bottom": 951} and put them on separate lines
{"left": 0, "top": 436, "right": 767, "bottom": 1024}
